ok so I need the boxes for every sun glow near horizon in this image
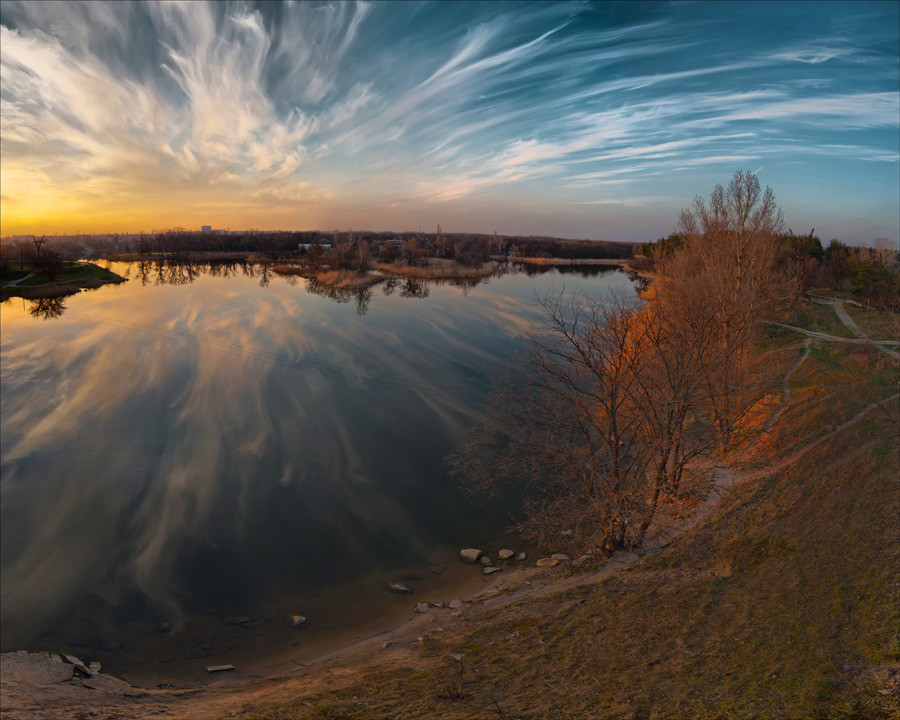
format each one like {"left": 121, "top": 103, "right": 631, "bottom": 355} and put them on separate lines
{"left": 1, "top": 1, "right": 898, "bottom": 242}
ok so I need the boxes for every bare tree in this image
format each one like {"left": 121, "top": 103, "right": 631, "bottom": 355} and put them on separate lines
{"left": 452, "top": 171, "right": 788, "bottom": 552}
{"left": 356, "top": 238, "right": 372, "bottom": 274}
{"left": 30, "top": 243, "right": 63, "bottom": 281}
{"left": 658, "top": 169, "right": 786, "bottom": 449}
{"left": 31, "top": 235, "right": 45, "bottom": 257}
{"left": 451, "top": 290, "right": 721, "bottom": 550}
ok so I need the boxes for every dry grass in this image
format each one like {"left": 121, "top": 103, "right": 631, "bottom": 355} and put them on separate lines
{"left": 843, "top": 304, "right": 900, "bottom": 342}
{"left": 378, "top": 259, "right": 497, "bottom": 280}
{"left": 272, "top": 263, "right": 308, "bottom": 276}
{"left": 515, "top": 257, "right": 627, "bottom": 266}
{"left": 272, "top": 265, "right": 382, "bottom": 290}
{"left": 776, "top": 299, "right": 856, "bottom": 338}
{"left": 309, "top": 270, "right": 383, "bottom": 290}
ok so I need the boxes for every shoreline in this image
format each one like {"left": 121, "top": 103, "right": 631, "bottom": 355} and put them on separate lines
{"left": 2, "top": 538, "right": 542, "bottom": 691}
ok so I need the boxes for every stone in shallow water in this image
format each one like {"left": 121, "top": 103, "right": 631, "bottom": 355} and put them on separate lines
{"left": 536, "top": 558, "right": 559, "bottom": 567}
{"left": 480, "top": 555, "right": 493, "bottom": 566}
{"left": 498, "top": 549, "right": 514, "bottom": 560}
{"left": 483, "top": 566, "right": 501, "bottom": 575}
{"left": 290, "top": 615, "right": 308, "bottom": 627}
{"left": 551, "top": 553, "right": 570, "bottom": 562}
{"left": 448, "top": 599, "right": 464, "bottom": 610}
{"left": 415, "top": 602, "right": 431, "bottom": 613}
{"left": 459, "top": 548, "right": 482, "bottom": 563}
{"left": 516, "top": 552, "right": 527, "bottom": 561}
{"left": 206, "top": 664, "right": 235, "bottom": 673}
{"left": 388, "top": 583, "right": 413, "bottom": 594}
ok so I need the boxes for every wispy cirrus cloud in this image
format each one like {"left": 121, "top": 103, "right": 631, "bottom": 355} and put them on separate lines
{"left": 0, "top": 0, "right": 897, "bottom": 242}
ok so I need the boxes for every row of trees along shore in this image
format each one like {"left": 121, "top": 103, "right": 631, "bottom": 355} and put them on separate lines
{"left": 450, "top": 170, "right": 895, "bottom": 553}
{"left": 636, "top": 216, "right": 900, "bottom": 313}
{"left": 0, "top": 228, "right": 632, "bottom": 269}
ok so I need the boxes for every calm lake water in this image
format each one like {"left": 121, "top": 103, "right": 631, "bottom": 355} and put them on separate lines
{"left": 1, "top": 261, "right": 632, "bottom": 678}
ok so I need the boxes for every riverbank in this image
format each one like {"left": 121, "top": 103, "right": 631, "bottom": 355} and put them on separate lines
{"left": 2, "top": 296, "right": 895, "bottom": 719}
{"left": 0, "top": 261, "right": 126, "bottom": 300}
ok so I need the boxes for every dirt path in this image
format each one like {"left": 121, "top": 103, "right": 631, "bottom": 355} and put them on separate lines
{"left": 2, "top": 271, "right": 36, "bottom": 288}
{"left": 807, "top": 294, "right": 899, "bottom": 359}
{"left": 767, "top": 321, "right": 899, "bottom": 348}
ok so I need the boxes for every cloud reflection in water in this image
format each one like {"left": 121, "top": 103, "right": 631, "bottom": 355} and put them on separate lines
{"left": 0, "top": 262, "right": 630, "bottom": 645}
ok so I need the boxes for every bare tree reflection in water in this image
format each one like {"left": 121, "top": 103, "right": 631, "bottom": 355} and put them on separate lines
{"left": 448, "top": 277, "right": 480, "bottom": 296}
{"left": 79, "top": 260, "right": 617, "bottom": 315}
{"left": 28, "top": 296, "right": 67, "bottom": 320}
{"left": 382, "top": 277, "right": 400, "bottom": 296}
{"left": 306, "top": 277, "right": 351, "bottom": 304}
{"left": 400, "top": 279, "right": 429, "bottom": 299}
{"left": 258, "top": 262, "right": 271, "bottom": 288}
{"left": 135, "top": 259, "right": 152, "bottom": 286}
{"left": 356, "top": 285, "right": 372, "bottom": 316}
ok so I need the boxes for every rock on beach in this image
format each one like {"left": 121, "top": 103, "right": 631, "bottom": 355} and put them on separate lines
{"left": 459, "top": 548, "right": 482, "bottom": 563}
{"left": 0, "top": 652, "right": 74, "bottom": 684}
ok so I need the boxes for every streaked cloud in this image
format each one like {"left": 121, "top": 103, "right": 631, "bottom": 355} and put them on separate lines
{"left": 0, "top": 0, "right": 897, "bottom": 242}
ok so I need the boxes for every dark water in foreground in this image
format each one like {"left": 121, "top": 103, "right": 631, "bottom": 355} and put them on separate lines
{"left": 0, "top": 261, "right": 631, "bottom": 678}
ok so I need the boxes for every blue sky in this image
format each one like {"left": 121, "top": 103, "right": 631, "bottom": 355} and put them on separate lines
{"left": 1, "top": 0, "right": 898, "bottom": 243}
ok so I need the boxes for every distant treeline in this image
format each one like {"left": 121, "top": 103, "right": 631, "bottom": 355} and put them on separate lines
{"left": 635, "top": 230, "right": 900, "bottom": 311}
{"left": 1, "top": 229, "right": 636, "bottom": 267}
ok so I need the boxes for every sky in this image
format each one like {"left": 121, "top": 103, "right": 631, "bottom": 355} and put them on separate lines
{"left": 1, "top": 1, "right": 898, "bottom": 244}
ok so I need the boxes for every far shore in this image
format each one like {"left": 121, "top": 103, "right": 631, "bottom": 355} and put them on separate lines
{"left": 274, "top": 259, "right": 499, "bottom": 289}
{"left": 513, "top": 256, "right": 628, "bottom": 266}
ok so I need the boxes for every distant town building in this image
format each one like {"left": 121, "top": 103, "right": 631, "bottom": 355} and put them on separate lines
{"left": 201, "top": 225, "right": 211, "bottom": 233}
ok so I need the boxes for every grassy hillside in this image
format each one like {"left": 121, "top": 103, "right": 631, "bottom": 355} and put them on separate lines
{"left": 233, "top": 300, "right": 899, "bottom": 720}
